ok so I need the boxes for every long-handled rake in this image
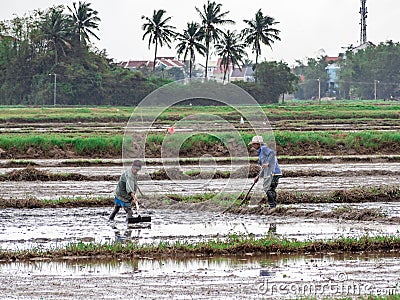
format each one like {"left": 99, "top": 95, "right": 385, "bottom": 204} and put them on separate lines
{"left": 222, "top": 169, "right": 263, "bottom": 214}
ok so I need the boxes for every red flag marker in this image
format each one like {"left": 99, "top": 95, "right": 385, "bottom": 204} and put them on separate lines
{"left": 167, "top": 126, "right": 175, "bottom": 134}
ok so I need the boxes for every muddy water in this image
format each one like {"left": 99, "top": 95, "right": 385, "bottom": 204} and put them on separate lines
{"left": 289, "top": 202, "right": 400, "bottom": 218}
{"left": 2, "top": 162, "right": 400, "bottom": 176}
{"left": 1, "top": 253, "right": 399, "bottom": 299}
{"left": 1, "top": 207, "right": 399, "bottom": 251}
{"left": 0, "top": 173, "right": 398, "bottom": 200}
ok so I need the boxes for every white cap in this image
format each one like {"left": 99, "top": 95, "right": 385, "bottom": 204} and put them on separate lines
{"left": 249, "top": 135, "right": 263, "bottom": 145}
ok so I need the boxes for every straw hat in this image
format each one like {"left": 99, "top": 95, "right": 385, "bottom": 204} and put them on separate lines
{"left": 248, "top": 136, "right": 264, "bottom": 145}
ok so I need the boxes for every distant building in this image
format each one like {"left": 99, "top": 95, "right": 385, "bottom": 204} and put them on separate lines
{"left": 117, "top": 57, "right": 185, "bottom": 71}
{"left": 351, "top": 41, "right": 376, "bottom": 53}
{"left": 230, "top": 66, "right": 254, "bottom": 82}
{"left": 119, "top": 56, "right": 254, "bottom": 81}
{"left": 117, "top": 60, "right": 154, "bottom": 70}
{"left": 211, "top": 58, "right": 232, "bottom": 81}
{"left": 325, "top": 56, "right": 341, "bottom": 97}
{"left": 202, "top": 58, "right": 254, "bottom": 82}
{"left": 157, "top": 57, "right": 185, "bottom": 69}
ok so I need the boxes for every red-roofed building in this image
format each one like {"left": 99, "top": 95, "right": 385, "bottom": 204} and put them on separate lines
{"left": 325, "top": 56, "right": 341, "bottom": 63}
{"left": 118, "top": 57, "right": 184, "bottom": 71}
{"left": 206, "top": 58, "right": 254, "bottom": 82}
{"left": 157, "top": 58, "right": 185, "bottom": 69}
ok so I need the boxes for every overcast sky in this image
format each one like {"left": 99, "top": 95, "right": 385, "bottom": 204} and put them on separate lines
{"left": 1, "top": 0, "right": 399, "bottom": 66}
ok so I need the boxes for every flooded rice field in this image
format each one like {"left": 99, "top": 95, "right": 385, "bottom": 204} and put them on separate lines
{"left": 1, "top": 207, "right": 399, "bottom": 251}
{"left": 1, "top": 252, "right": 400, "bottom": 299}
{"left": 0, "top": 160, "right": 399, "bottom": 199}
{"left": 1, "top": 161, "right": 400, "bottom": 176}
{"left": 0, "top": 175, "right": 398, "bottom": 200}
{"left": 1, "top": 157, "right": 399, "bottom": 299}
{"left": 1, "top": 119, "right": 400, "bottom": 134}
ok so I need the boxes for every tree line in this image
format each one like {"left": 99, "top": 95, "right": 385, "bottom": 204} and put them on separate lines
{"left": 0, "top": 2, "right": 170, "bottom": 106}
{"left": 0, "top": 1, "right": 399, "bottom": 106}
{"left": 295, "top": 41, "right": 400, "bottom": 100}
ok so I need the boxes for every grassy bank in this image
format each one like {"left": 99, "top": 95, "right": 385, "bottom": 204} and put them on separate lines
{"left": 0, "top": 134, "right": 123, "bottom": 156}
{"left": 0, "top": 101, "right": 398, "bottom": 123}
{"left": 0, "top": 130, "right": 399, "bottom": 157}
{"left": 1, "top": 234, "right": 400, "bottom": 261}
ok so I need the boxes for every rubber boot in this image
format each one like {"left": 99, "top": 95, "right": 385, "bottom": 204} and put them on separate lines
{"left": 109, "top": 205, "right": 120, "bottom": 220}
{"left": 267, "top": 190, "right": 276, "bottom": 208}
{"left": 125, "top": 207, "right": 134, "bottom": 222}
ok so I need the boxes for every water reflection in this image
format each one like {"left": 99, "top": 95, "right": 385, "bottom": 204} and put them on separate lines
{"left": 268, "top": 223, "right": 277, "bottom": 234}
{"left": 2, "top": 251, "right": 399, "bottom": 279}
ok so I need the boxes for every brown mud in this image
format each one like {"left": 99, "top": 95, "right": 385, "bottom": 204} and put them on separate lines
{"left": 0, "top": 166, "right": 117, "bottom": 182}
{"left": 1, "top": 140, "right": 400, "bottom": 159}
{"left": 2, "top": 165, "right": 400, "bottom": 182}
{"left": 226, "top": 205, "right": 400, "bottom": 223}
{"left": 2, "top": 155, "right": 400, "bottom": 169}
{"left": 0, "top": 184, "right": 398, "bottom": 208}
{"left": 1, "top": 185, "right": 399, "bottom": 223}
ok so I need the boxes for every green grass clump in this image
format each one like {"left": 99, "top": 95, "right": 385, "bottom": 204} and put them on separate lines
{"left": 0, "top": 130, "right": 398, "bottom": 157}
{"left": 2, "top": 234, "right": 400, "bottom": 261}
{"left": 0, "top": 134, "right": 123, "bottom": 155}
{"left": 0, "top": 101, "right": 398, "bottom": 123}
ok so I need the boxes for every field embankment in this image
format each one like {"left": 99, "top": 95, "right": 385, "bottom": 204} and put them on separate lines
{"left": 0, "top": 130, "right": 399, "bottom": 159}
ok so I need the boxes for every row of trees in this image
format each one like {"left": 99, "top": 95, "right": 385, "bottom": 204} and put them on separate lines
{"left": 340, "top": 41, "right": 400, "bottom": 99}
{"left": 141, "top": 1, "right": 281, "bottom": 82}
{"left": 140, "top": 1, "right": 299, "bottom": 102}
{"left": 0, "top": 0, "right": 296, "bottom": 105}
{"left": 295, "top": 41, "right": 400, "bottom": 100}
{"left": 1, "top": 1, "right": 399, "bottom": 105}
{"left": 0, "top": 2, "right": 172, "bottom": 105}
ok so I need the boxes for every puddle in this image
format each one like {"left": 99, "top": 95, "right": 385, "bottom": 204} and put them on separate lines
{"left": 0, "top": 173, "right": 398, "bottom": 200}
{"left": 293, "top": 202, "right": 400, "bottom": 218}
{"left": 0, "top": 207, "right": 399, "bottom": 251}
{"left": 1, "top": 253, "right": 400, "bottom": 299}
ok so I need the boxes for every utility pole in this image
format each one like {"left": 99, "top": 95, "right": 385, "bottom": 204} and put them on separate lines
{"left": 360, "top": 0, "right": 368, "bottom": 45}
{"left": 374, "top": 80, "right": 379, "bottom": 100}
{"left": 317, "top": 78, "right": 321, "bottom": 104}
{"left": 49, "top": 73, "right": 57, "bottom": 106}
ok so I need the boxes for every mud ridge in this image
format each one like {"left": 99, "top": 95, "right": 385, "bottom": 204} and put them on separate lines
{"left": 2, "top": 235, "right": 400, "bottom": 261}
{"left": 226, "top": 206, "right": 399, "bottom": 223}
{"left": 1, "top": 185, "right": 399, "bottom": 209}
{"left": 5, "top": 165, "right": 399, "bottom": 182}
{"left": 1, "top": 142, "right": 400, "bottom": 159}
{"left": 0, "top": 167, "right": 117, "bottom": 182}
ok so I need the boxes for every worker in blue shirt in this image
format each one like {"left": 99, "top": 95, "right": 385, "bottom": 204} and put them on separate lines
{"left": 109, "top": 160, "right": 142, "bottom": 221}
{"left": 249, "top": 136, "right": 282, "bottom": 208}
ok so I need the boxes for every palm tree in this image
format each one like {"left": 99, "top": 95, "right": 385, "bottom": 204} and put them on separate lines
{"left": 141, "top": 9, "right": 176, "bottom": 72}
{"left": 195, "top": 0, "right": 234, "bottom": 78}
{"left": 215, "top": 30, "right": 247, "bottom": 83}
{"left": 241, "top": 9, "right": 280, "bottom": 70}
{"left": 176, "top": 22, "right": 206, "bottom": 78}
{"left": 67, "top": 1, "right": 101, "bottom": 45}
{"left": 41, "top": 7, "right": 71, "bottom": 65}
